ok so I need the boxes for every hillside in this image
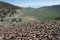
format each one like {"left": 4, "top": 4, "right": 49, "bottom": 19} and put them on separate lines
{"left": 0, "top": 1, "right": 22, "bottom": 24}
{"left": 0, "top": 1, "right": 60, "bottom": 25}
{"left": 0, "top": 1, "right": 21, "bottom": 9}
{"left": 0, "top": 1, "right": 60, "bottom": 40}
{"left": 0, "top": 1, "right": 21, "bottom": 17}
{"left": 0, "top": 20, "right": 60, "bottom": 40}
{"left": 23, "top": 5, "right": 60, "bottom": 21}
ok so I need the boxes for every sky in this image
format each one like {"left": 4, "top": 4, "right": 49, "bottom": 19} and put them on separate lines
{"left": 0, "top": 0, "right": 60, "bottom": 8}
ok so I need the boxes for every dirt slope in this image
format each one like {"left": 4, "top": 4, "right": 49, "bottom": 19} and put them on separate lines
{"left": 0, "top": 20, "right": 60, "bottom": 40}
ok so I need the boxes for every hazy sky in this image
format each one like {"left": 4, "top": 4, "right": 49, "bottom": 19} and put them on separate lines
{"left": 0, "top": 0, "right": 60, "bottom": 8}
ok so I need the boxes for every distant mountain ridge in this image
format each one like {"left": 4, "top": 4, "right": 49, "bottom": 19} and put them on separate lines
{"left": 23, "top": 4, "right": 60, "bottom": 21}
{"left": 38, "top": 4, "right": 60, "bottom": 15}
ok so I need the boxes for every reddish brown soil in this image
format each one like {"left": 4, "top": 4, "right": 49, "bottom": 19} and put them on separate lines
{"left": 0, "top": 20, "right": 60, "bottom": 40}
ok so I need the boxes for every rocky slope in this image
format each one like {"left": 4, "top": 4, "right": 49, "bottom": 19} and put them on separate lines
{"left": 0, "top": 20, "right": 60, "bottom": 40}
{"left": 0, "top": 1, "right": 21, "bottom": 17}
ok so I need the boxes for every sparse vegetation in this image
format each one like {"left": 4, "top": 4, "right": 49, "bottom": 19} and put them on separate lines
{"left": 0, "top": 1, "right": 60, "bottom": 40}
{"left": 0, "top": 1, "right": 60, "bottom": 25}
